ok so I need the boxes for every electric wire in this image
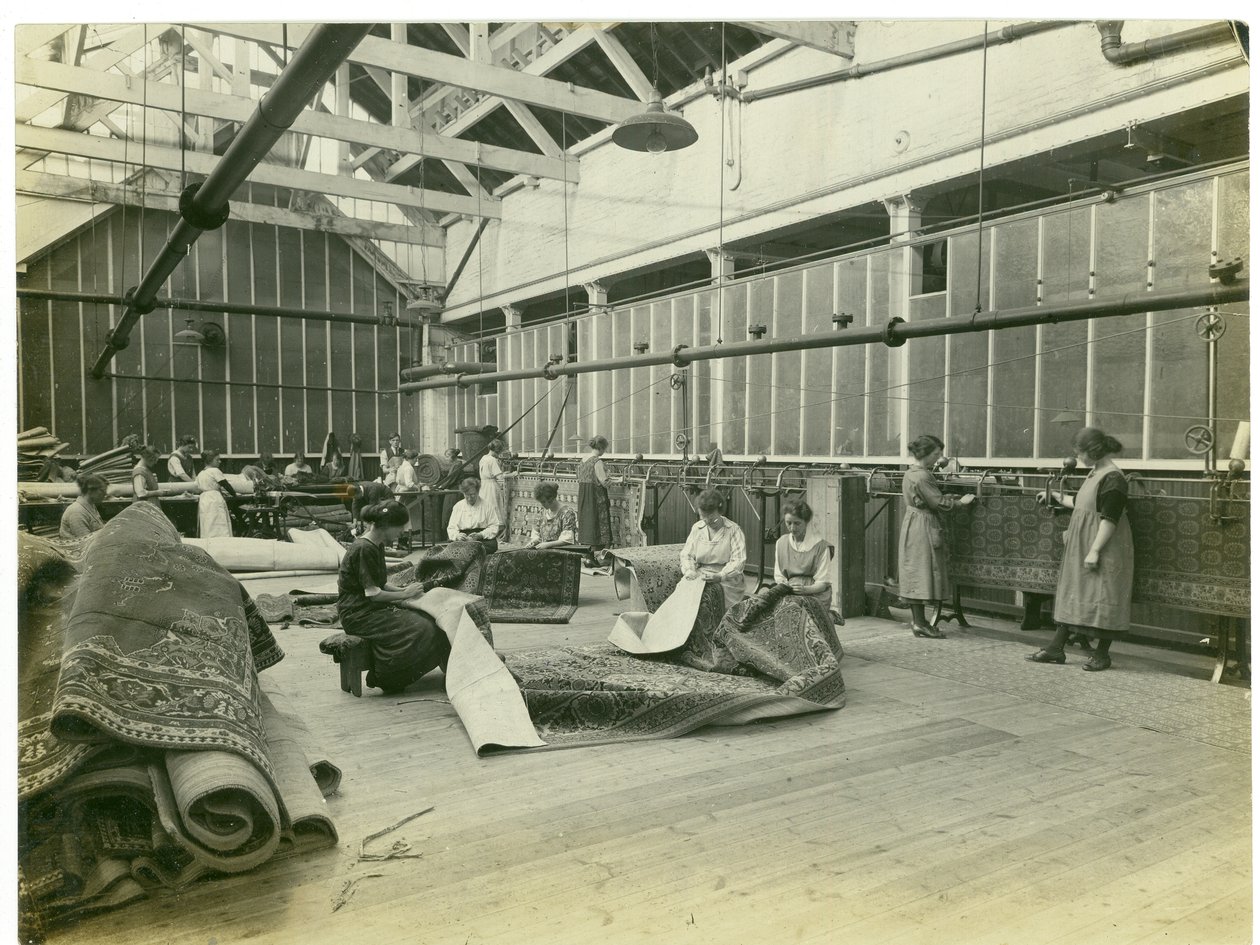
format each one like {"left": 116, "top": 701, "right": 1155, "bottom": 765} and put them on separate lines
{"left": 970, "top": 21, "right": 989, "bottom": 325}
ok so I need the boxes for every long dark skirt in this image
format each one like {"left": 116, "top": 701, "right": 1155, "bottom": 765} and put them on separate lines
{"left": 340, "top": 602, "right": 451, "bottom": 692}
{"left": 577, "top": 481, "right": 612, "bottom": 547}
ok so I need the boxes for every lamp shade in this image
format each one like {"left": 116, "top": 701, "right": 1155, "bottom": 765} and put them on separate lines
{"left": 174, "top": 318, "right": 206, "bottom": 344}
{"left": 611, "top": 91, "right": 698, "bottom": 153}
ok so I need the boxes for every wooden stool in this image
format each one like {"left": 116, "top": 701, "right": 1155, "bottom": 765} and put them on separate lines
{"left": 319, "top": 633, "right": 374, "bottom": 697}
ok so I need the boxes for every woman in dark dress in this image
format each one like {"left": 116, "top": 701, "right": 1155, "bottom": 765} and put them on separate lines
{"left": 897, "top": 434, "right": 975, "bottom": 638}
{"left": 1026, "top": 427, "right": 1134, "bottom": 672}
{"left": 337, "top": 500, "right": 450, "bottom": 693}
{"left": 576, "top": 434, "right": 613, "bottom": 566}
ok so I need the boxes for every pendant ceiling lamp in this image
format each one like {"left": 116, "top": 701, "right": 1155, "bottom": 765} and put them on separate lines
{"left": 612, "top": 90, "right": 698, "bottom": 153}
{"left": 174, "top": 318, "right": 206, "bottom": 345}
{"left": 612, "top": 24, "right": 698, "bottom": 154}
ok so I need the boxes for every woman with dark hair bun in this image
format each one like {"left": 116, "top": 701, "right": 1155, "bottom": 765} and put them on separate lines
{"left": 1027, "top": 427, "right": 1133, "bottom": 671}
{"left": 60, "top": 472, "right": 109, "bottom": 539}
{"left": 337, "top": 499, "right": 449, "bottom": 693}
{"left": 577, "top": 434, "right": 613, "bottom": 566}
{"left": 527, "top": 481, "right": 578, "bottom": 549}
{"left": 898, "top": 434, "right": 975, "bottom": 638}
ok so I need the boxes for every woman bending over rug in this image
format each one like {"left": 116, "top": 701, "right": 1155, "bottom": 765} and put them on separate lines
{"left": 897, "top": 434, "right": 974, "bottom": 639}
{"left": 1026, "top": 426, "right": 1133, "bottom": 672}
{"left": 774, "top": 499, "right": 832, "bottom": 609}
{"left": 577, "top": 435, "right": 613, "bottom": 567}
{"left": 526, "top": 482, "right": 578, "bottom": 549}
{"left": 681, "top": 488, "right": 747, "bottom": 610}
{"left": 447, "top": 476, "right": 501, "bottom": 554}
{"left": 337, "top": 500, "right": 450, "bottom": 693}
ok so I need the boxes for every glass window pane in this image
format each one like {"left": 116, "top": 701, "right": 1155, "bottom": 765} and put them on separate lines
{"left": 1094, "top": 194, "right": 1150, "bottom": 299}
{"left": 866, "top": 250, "right": 897, "bottom": 455}
{"left": 722, "top": 285, "right": 747, "bottom": 454}
{"left": 991, "top": 219, "right": 1038, "bottom": 457}
{"left": 907, "top": 292, "right": 946, "bottom": 449}
{"left": 1037, "top": 206, "right": 1091, "bottom": 458}
{"left": 1216, "top": 172, "right": 1250, "bottom": 437}
{"left": 802, "top": 264, "right": 834, "bottom": 456}
{"left": 947, "top": 229, "right": 991, "bottom": 458}
{"left": 772, "top": 271, "right": 803, "bottom": 454}
{"left": 649, "top": 301, "right": 672, "bottom": 454}
{"left": 1091, "top": 312, "right": 1147, "bottom": 452}
{"left": 747, "top": 279, "right": 773, "bottom": 455}
{"left": 834, "top": 257, "right": 869, "bottom": 456}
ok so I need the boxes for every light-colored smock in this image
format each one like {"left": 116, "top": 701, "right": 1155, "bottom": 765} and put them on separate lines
{"left": 195, "top": 468, "right": 233, "bottom": 538}
{"left": 774, "top": 534, "right": 832, "bottom": 608}
{"left": 680, "top": 516, "right": 747, "bottom": 610}
{"left": 897, "top": 465, "right": 962, "bottom": 602}
{"left": 478, "top": 453, "right": 505, "bottom": 521}
{"left": 1053, "top": 468, "right": 1134, "bottom": 637}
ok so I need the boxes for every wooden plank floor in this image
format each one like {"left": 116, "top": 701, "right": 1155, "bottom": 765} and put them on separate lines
{"left": 48, "top": 573, "right": 1251, "bottom": 945}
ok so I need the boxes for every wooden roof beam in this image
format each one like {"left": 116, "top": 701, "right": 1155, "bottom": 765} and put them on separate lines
{"left": 386, "top": 26, "right": 603, "bottom": 183}
{"left": 16, "top": 23, "right": 171, "bottom": 123}
{"left": 16, "top": 123, "right": 504, "bottom": 218}
{"left": 592, "top": 30, "right": 654, "bottom": 102}
{"left": 16, "top": 168, "right": 446, "bottom": 247}
{"left": 16, "top": 58, "right": 580, "bottom": 183}
{"left": 206, "top": 23, "right": 638, "bottom": 123}
{"left": 735, "top": 21, "right": 856, "bottom": 58}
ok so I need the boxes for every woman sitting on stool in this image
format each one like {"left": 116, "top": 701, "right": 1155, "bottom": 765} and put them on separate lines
{"left": 526, "top": 482, "right": 579, "bottom": 550}
{"left": 680, "top": 487, "right": 747, "bottom": 610}
{"left": 447, "top": 476, "right": 502, "bottom": 554}
{"left": 774, "top": 499, "right": 832, "bottom": 609}
{"left": 337, "top": 500, "right": 449, "bottom": 694}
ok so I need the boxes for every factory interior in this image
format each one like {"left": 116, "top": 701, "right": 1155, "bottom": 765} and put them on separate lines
{"left": 9, "top": 16, "right": 1255, "bottom": 945}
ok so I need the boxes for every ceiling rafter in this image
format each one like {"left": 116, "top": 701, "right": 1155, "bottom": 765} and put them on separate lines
{"left": 16, "top": 123, "right": 504, "bottom": 218}
{"left": 207, "top": 23, "right": 640, "bottom": 123}
{"left": 16, "top": 168, "right": 445, "bottom": 246}
{"left": 386, "top": 26, "right": 604, "bottom": 183}
{"left": 16, "top": 57, "right": 581, "bottom": 183}
{"left": 591, "top": 31, "right": 654, "bottom": 102}
{"left": 16, "top": 23, "right": 172, "bottom": 123}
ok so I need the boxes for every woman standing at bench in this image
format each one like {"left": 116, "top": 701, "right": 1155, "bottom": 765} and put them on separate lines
{"left": 1026, "top": 427, "right": 1133, "bottom": 672}
{"left": 337, "top": 500, "right": 449, "bottom": 693}
{"left": 898, "top": 434, "right": 975, "bottom": 638}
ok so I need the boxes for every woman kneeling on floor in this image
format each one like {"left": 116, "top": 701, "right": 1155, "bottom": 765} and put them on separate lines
{"left": 337, "top": 500, "right": 450, "bottom": 693}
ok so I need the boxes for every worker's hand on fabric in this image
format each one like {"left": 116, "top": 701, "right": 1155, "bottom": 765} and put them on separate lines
{"left": 702, "top": 573, "right": 722, "bottom": 583}
{"left": 683, "top": 572, "right": 699, "bottom": 580}
{"left": 1084, "top": 550, "right": 1100, "bottom": 570}
{"left": 959, "top": 494, "right": 975, "bottom": 506}
{"left": 405, "top": 583, "right": 427, "bottom": 599}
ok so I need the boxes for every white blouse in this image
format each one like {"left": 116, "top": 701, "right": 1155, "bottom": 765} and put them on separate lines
{"left": 680, "top": 516, "right": 746, "bottom": 578}
{"left": 773, "top": 534, "right": 830, "bottom": 586}
{"left": 447, "top": 498, "right": 501, "bottom": 540}
{"left": 195, "top": 468, "right": 225, "bottom": 492}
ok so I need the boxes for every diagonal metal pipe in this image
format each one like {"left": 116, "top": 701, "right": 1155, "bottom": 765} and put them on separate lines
{"left": 398, "top": 282, "right": 1249, "bottom": 391}
{"left": 88, "top": 22, "right": 373, "bottom": 379}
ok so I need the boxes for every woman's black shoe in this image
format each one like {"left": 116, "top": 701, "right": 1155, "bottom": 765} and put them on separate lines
{"left": 911, "top": 624, "right": 946, "bottom": 639}
{"left": 1024, "top": 649, "right": 1067, "bottom": 664}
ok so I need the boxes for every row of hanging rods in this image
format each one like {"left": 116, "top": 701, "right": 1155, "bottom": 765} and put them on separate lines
{"left": 398, "top": 282, "right": 1249, "bottom": 392}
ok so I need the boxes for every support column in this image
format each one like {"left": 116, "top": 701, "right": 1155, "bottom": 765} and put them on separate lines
{"left": 881, "top": 193, "right": 926, "bottom": 456}
{"left": 704, "top": 249, "right": 737, "bottom": 453}
{"left": 705, "top": 248, "right": 737, "bottom": 286}
{"left": 584, "top": 280, "right": 610, "bottom": 313}
{"left": 501, "top": 304, "right": 522, "bottom": 331}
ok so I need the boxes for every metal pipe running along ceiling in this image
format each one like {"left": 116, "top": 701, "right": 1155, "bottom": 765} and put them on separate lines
{"left": 398, "top": 282, "right": 1249, "bottom": 392}
{"left": 88, "top": 22, "right": 373, "bottom": 380}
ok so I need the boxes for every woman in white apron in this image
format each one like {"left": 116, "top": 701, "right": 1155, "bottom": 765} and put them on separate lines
{"left": 680, "top": 488, "right": 747, "bottom": 610}
{"left": 195, "top": 450, "right": 233, "bottom": 538}
{"left": 1026, "top": 427, "right": 1133, "bottom": 672}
